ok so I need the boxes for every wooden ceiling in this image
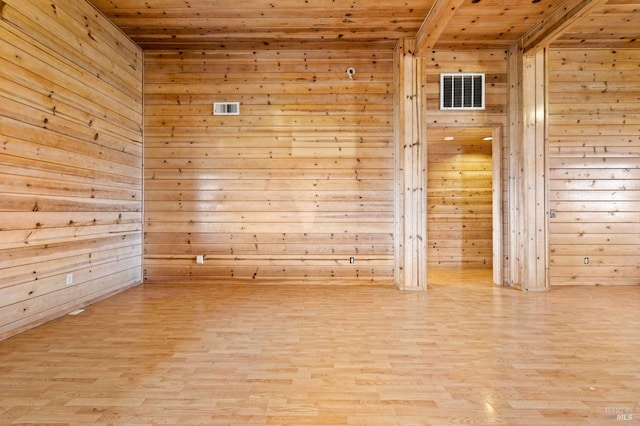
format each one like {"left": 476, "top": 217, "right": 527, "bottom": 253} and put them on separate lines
{"left": 89, "top": 0, "right": 640, "bottom": 51}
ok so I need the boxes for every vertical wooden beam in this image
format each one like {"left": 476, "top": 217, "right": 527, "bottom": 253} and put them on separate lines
{"left": 536, "top": 51, "right": 550, "bottom": 292}
{"left": 492, "top": 126, "right": 504, "bottom": 286}
{"left": 523, "top": 50, "right": 549, "bottom": 292}
{"left": 507, "top": 43, "right": 523, "bottom": 287}
{"left": 394, "top": 38, "right": 427, "bottom": 291}
{"left": 507, "top": 42, "right": 549, "bottom": 292}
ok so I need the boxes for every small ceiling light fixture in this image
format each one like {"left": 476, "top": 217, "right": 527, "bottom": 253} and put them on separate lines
{"left": 444, "top": 136, "right": 455, "bottom": 141}
{"left": 483, "top": 136, "right": 493, "bottom": 141}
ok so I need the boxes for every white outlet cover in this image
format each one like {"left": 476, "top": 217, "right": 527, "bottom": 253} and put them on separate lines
{"left": 66, "top": 273, "right": 73, "bottom": 285}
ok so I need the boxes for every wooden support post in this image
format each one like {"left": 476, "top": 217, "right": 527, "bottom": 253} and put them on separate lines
{"left": 508, "top": 44, "right": 523, "bottom": 287}
{"left": 507, "top": 42, "right": 549, "bottom": 292}
{"left": 394, "top": 38, "right": 427, "bottom": 291}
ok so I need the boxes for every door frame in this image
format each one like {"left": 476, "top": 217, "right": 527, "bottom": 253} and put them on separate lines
{"left": 426, "top": 124, "right": 504, "bottom": 285}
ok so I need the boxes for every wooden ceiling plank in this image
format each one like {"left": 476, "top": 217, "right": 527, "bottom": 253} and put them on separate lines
{"left": 415, "top": 0, "right": 465, "bottom": 56}
{"left": 88, "top": 0, "right": 640, "bottom": 51}
{"left": 98, "top": 8, "right": 430, "bottom": 20}
{"left": 91, "top": 0, "right": 425, "bottom": 7}
{"left": 522, "top": 0, "right": 608, "bottom": 56}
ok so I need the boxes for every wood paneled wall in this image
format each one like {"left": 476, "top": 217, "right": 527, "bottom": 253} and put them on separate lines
{"left": 427, "top": 137, "right": 493, "bottom": 269}
{"left": 424, "top": 50, "right": 509, "bottom": 279}
{"left": 0, "top": 0, "right": 143, "bottom": 340}
{"left": 144, "top": 49, "right": 395, "bottom": 283}
{"left": 424, "top": 50, "right": 508, "bottom": 127}
{"left": 548, "top": 49, "right": 640, "bottom": 286}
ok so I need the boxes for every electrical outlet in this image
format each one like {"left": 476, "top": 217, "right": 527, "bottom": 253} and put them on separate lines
{"left": 349, "top": 256, "right": 355, "bottom": 264}
{"left": 196, "top": 255, "right": 204, "bottom": 265}
{"left": 65, "top": 273, "right": 73, "bottom": 285}
{"left": 584, "top": 257, "right": 590, "bottom": 265}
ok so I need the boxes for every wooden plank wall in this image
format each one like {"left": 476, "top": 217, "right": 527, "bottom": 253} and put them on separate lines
{"left": 548, "top": 49, "right": 640, "bottom": 286}
{"left": 144, "top": 49, "right": 395, "bottom": 283}
{"left": 424, "top": 50, "right": 509, "bottom": 277}
{"left": 423, "top": 50, "right": 508, "bottom": 131}
{"left": 427, "top": 136, "right": 493, "bottom": 269}
{"left": 0, "top": 0, "right": 144, "bottom": 340}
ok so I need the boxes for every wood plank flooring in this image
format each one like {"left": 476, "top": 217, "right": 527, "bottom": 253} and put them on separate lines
{"left": 0, "top": 272, "right": 639, "bottom": 425}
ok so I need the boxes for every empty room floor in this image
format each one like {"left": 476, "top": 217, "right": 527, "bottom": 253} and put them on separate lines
{"left": 0, "top": 277, "right": 638, "bottom": 425}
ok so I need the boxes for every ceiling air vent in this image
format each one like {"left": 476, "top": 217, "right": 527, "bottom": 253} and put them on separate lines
{"left": 213, "top": 102, "right": 240, "bottom": 115}
{"left": 440, "top": 73, "right": 485, "bottom": 110}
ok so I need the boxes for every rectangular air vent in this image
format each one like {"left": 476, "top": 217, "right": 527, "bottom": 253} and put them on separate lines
{"left": 213, "top": 102, "right": 240, "bottom": 115}
{"left": 440, "top": 73, "right": 485, "bottom": 110}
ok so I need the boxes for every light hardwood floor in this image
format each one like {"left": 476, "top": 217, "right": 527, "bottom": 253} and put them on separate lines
{"left": 0, "top": 272, "right": 638, "bottom": 425}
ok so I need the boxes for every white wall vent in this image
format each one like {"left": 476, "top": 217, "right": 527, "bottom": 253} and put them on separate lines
{"left": 213, "top": 102, "right": 240, "bottom": 115}
{"left": 440, "top": 73, "right": 485, "bottom": 110}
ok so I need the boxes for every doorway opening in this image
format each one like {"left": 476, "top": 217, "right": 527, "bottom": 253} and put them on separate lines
{"left": 426, "top": 126, "right": 502, "bottom": 286}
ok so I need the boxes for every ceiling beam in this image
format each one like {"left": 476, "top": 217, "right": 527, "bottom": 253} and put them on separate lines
{"left": 414, "top": 0, "right": 465, "bottom": 56}
{"left": 522, "top": 0, "right": 608, "bottom": 56}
